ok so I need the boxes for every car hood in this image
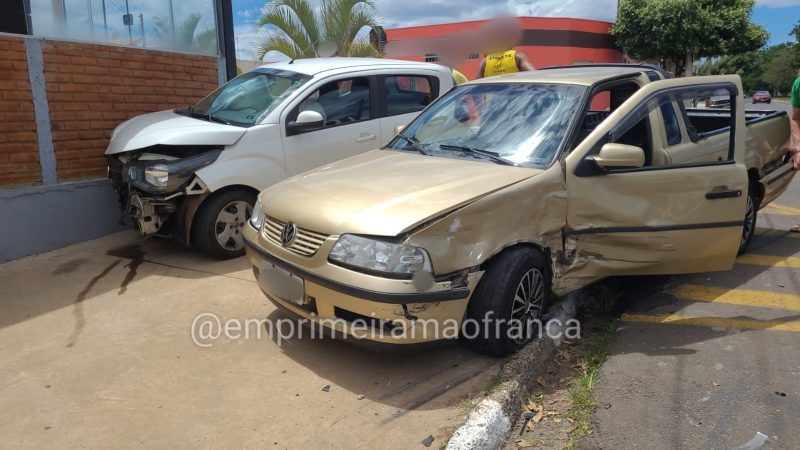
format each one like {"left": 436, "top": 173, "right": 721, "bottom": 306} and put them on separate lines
{"left": 260, "top": 150, "right": 541, "bottom": 237}
{"left": 105, "top": 110, "right": 247, "bottom": 155}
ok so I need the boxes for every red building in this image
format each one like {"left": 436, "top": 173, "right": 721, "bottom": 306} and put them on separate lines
{"left": 385, "top": 17, "right": 623, "bottom": 80}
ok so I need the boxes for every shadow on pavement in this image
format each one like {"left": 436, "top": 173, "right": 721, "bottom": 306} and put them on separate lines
{"left": 260, "top": 308, "right": 499, "bottom": 413}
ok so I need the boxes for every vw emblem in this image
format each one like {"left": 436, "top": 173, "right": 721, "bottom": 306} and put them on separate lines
{"left": 281, "top": 223, "right": 297, "bottom": 247}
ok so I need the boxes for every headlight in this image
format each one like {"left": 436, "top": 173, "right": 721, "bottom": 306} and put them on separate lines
{"left": 124, "top": 149, "right": 222, "bottom": 194}
{"left": 329, "top": 234, "right": 432, "bottom": 277}
{"left": 249, "top": 199, "right": 265, "bottom": 230}
{"left": 144, "top": 164, "right": 169, "bottom": 187}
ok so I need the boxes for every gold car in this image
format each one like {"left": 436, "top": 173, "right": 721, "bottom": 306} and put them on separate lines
{"left": 244, "top": 66, "right": 794, "bottom": 356}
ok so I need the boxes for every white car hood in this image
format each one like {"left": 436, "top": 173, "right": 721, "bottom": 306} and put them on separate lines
{"left": 105, "top": 110, "right": 247, "bottom": 155}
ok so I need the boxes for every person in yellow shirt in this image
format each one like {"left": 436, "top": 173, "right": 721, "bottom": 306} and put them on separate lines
{"left": 477, "top": 48, "right": 534, "bottom": 78}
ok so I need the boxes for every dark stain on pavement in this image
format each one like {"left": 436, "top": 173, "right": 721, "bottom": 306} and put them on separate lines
{"left": 107, "top": 245, "right": 145, "bottom": 295}
{"left": 52, "top": 258, "right": 90, "bottom": 275}
{"left": 67, "top": 259, "right": 121, "bottom": 347}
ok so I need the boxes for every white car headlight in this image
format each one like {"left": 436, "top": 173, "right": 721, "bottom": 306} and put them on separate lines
{"left": 144, "top": 164, "right": 169, "bottom": 187}
{"left": 249, "top": 199, "right": 265, "bottom": 230}
{"left": 328, "top": 234, "right": 432, "bottom": 276}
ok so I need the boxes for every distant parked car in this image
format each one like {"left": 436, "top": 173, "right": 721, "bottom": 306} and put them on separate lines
{"left": 105, "top": 58, "right": 454, "bottom": 259}
{"left": 752, "top": 90, "right": 772, "bottom": 104}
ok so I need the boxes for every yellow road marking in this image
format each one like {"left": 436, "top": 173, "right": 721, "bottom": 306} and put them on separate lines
{"left": 762, "top": 203, "right": 800, "bottom": 216}
{"left": 621, "top": 313, "right": 800, "bottom": 332}
{"left": 736, "top": 254, "right": 800, "bottom": 269}
{"left": 669, "top": 284, "right": 800, "bottom": 311}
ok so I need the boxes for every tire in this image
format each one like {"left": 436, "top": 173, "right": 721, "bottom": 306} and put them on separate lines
{"left": 738, "top": 184, "right": 759, "bottom": 255}
{"left": 192, "top": 189, "right": 256, "bottom": 260}
{"left": 464, "top": 247, "right": 551, "bottom": 357}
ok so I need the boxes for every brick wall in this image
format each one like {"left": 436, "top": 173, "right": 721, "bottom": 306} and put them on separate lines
{"left": 0, "top": 35, "right": 40, "bottom": 186}
{"left": 42, "top": 41, "right": 218, "bottom": 181}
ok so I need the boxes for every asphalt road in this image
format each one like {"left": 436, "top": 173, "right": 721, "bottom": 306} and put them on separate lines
{"left": 582, "top": 112, "right": 800, "bottom": 449}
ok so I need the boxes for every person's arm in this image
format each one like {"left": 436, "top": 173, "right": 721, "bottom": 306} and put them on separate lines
{"left": 791, "top": 107, "right": 800, "bottom": 170}
{"left": 476, "top": 59, "right": 486, "bottom": 79}
{"left": 792, "top": 78, "right": 800, "bottom": 170}
{"left": 515, "top": 52, "right": 535, "bottom": 71}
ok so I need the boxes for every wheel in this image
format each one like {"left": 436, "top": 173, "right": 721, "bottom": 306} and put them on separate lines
{"left": 464, "top": 247, "right": 550, "bottom": 357}
{"left": 738, "top": 184, "right": 759, "bottom": 255}
{"left": 192, "top": 189, "right": 256, "bottom": 259}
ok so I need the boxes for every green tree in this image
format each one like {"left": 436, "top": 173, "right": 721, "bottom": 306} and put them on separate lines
{"left": 695, "top": 51, "right": 767, "bottom": 93}
{"left": 762, "top": 46, "right": 797, "bottom": 95}
{"left": 154, "top": 14, "right": 217, "bottom": 55}
{"left": 254, "top": 0, "right": 381, "bottom": 61}
{"left": 613, "top": 0, "right": 768, "bottom": 76}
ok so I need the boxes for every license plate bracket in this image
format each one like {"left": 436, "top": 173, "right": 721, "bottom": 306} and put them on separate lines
{"left": 259, "top": 261, "right": 306, "bottom": 305}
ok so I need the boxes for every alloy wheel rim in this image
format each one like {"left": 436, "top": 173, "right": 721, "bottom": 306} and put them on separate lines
{"left": 510, "top": 268, "right": 545, "bottom": 344}
{"left": 215, "top": 201, "right": 252, "bottom": 251}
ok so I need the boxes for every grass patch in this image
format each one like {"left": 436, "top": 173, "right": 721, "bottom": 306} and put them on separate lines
{"left": 485, "top": 372, "right": 504, "bottom": 393}
{"left": 564, "top": 320, "right": 618, "bottom": 449}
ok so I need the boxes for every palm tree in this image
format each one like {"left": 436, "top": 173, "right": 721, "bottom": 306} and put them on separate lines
{"left": 154, "top": 14, "right": 217, "bottom": 55}
{"left": 254, "top": 0, "right": 382, "bottom": 61}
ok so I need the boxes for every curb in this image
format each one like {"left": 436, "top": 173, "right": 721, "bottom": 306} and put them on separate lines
{"left": 445, "top": 294, "right": 586, "bottom": 450}
{"left": 446, "top": 335, "right": 558, "bottom": 450}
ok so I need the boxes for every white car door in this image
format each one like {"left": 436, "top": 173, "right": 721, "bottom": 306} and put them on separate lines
{"left": 378, "top": 73, "right": 445, "bottom": 141}
{"left": 280, "top": 75, "right": 381, "bottom": 176}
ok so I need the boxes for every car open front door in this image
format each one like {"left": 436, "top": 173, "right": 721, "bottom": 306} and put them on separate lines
{"left": 560, "top": 75, "right": 748, "bottom": 289}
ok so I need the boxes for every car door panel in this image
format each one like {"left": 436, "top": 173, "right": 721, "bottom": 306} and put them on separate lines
{"left": 280, "top": 75, "right": 381, "bottom": 176}
{"left": 559, "top": 76, "right": 747, "bottom": 289}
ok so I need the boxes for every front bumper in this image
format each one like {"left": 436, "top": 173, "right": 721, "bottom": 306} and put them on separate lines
{"left": 243, "top": 227, "right": 481, "bottom": 345}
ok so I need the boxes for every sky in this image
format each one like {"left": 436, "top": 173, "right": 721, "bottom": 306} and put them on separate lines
{"left": 232, "top": 0, "right": 800, "bottom": 60}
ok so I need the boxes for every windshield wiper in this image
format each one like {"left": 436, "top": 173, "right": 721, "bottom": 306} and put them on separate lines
{"left": 398, "top": 134, "right": 430, "bottom": 156}
{"left": 438, "top": 144, "right": 515, "bottom": 166}
{"left": 187, "top": 106, "right": 231, "bottom": 125}
{"left": 207, "top": 114, "right": 231, "bottom": 125}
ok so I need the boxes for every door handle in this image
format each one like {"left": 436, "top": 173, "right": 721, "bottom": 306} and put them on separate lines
{"left": 355, "top": 133, "right": 377, "bottom": 143}
{"left": 705, "top": 188, "right": 742, "bottom": 200}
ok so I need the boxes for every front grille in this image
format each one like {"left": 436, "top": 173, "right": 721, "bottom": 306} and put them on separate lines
{"left": 263, "top": 216, "right": 329, "bottom": 256}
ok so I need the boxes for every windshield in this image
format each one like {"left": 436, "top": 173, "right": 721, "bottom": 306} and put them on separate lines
{"left": 388, "top": 83, "right": 586, "bottom": 167}
{"left": 189, "top": 69, "right": 311, "bottom": 126}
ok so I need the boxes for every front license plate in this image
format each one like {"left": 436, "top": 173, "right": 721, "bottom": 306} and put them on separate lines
{"left": 259, "top": 261, "right": 306, "bottom": 305}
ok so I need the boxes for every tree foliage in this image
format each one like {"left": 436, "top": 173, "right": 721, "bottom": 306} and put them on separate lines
{"left": 254, "top": 0, "right": 382, "bottom": 61}
{"left": 613, "top": 0, "right": 768, "bottom": 76}
{"left": 153, "top": 14, "right": 217, "bottom": 54}
{"left": 695, "top": 44, "right": 797, "bottom": 95}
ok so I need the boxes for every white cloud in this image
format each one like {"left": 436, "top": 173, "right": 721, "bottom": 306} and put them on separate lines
{"left": 237, "top": 9, "right": 253, "bottom": 18}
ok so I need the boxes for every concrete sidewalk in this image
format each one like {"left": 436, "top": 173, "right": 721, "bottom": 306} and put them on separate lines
{"left": 0, "top": 231, "right": 498, "bottom": 448}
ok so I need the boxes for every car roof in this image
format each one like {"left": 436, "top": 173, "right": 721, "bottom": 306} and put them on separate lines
{"left": 468, "top": 65, "right": 657, "bottom": 86}
{"left": 256, "top": 57, "right": 448, "bottom": 76}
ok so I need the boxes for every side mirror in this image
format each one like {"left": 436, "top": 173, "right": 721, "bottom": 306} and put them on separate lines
{"left": 393, "top": 124, "right": 406, "bottom": 135}
{"left": 287, "top": 110, "right": 324, "bottom": 133}
{"left": 592, "top": 143, "right": 645, "bottom": 169}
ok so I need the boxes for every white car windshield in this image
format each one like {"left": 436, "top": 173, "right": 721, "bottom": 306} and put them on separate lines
{"left": 188, "top": 69, "right": 311, "bottom": 127}
{"left": 389, "top": 83, "right": 585, "bottom": 167}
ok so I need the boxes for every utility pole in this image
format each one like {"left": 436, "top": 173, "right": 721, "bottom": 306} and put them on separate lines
{"left": 168, "top": 0, "right": 176, "bottom": 43}
{"left": 125, "top": 0, "right": 132, "bottom": 44}
{"left": 101, "top": 0, "right": 108, "bottom": 39}
{"left": 139, "top": 13, "right": 145, "bottom": 47}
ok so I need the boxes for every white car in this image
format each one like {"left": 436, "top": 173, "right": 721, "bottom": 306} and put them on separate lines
{"left": 105, "top": 58, "right": 454, "bottom": 258}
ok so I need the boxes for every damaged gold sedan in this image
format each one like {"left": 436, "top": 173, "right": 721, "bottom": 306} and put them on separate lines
{"left": 244, "top": 65, "right": 795, "bottom": 356}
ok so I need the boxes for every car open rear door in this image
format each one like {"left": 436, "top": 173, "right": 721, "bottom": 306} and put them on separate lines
{"left": 560, "top": 75, "right": 748, "bottom": 287}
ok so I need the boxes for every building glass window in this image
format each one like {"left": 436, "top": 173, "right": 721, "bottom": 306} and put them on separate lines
{"left": 25, "top": 0, "right": 218, "bottom": 56}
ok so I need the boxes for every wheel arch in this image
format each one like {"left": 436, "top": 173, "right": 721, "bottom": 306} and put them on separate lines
{"left": 184, "top": 184, "right": 260, "bottom": 246}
